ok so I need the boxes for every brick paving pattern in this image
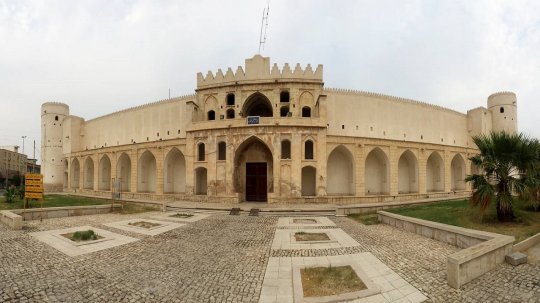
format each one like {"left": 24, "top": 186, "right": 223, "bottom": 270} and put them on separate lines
{"left": 0, "top": 212, "right": 539, "bottom": 302}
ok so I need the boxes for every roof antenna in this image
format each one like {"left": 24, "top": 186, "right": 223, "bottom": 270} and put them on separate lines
{"left": 258, "top": 0, "right": 270, "bottom": 54}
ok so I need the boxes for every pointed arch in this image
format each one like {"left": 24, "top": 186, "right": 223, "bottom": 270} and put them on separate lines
{"left": 164, "top": 148, "right": 186, "bottom": 194}
{"left": 98, "top": 155, "right": 111, "bottom": 190}
{"left": 398, "top": 150, "right": 419, "bottom": 194}
{"left": 233, "top": 136, "right": 273, "bottom": 201}
{"left": 242, "top": 92, "right": 273, "bottom": 117}
{"left": 301, "top": 166, "right": 316, "bottom": 196}
{"left": 138, "top": 150, "right": 156, "bottom": 193}
{"left": 116, "top": 153, "right": 131, "bottom": 192}
{"left": 299, "top": 91, "right": 315, "bottom": 117}
{"left": 365, "top": 147, "right": 390, "bottom": 195}
{"left": 327, "top": 145, "right": 355, "bottom": 195}
{"left": 426, "top": 151, "right": 444, "bottom": 192}
{"left": 83, "top": 157, "right": 94, "bottom": 189}
{"left": 451, "top": 154, "right": 466, "bottom": 190}
{"left": 70, "top": 158, "right": 80, "bottom": 189}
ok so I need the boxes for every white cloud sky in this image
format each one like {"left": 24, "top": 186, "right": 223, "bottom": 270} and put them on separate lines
{"left": 0, "top": 0, "right": 539, "bottom": 162}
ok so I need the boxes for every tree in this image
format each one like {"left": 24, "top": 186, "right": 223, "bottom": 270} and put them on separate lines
{"left": 466, "top": 132, "right": 539, "bottom": 222}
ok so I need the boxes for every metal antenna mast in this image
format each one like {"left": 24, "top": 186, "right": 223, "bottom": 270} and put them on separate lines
{"left": 258, "top": 0, "right": 270, "bottom": 54}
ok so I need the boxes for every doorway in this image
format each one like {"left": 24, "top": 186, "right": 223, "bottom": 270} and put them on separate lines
{"left": 245, "top": 163, "right": 267, "bottom": 202}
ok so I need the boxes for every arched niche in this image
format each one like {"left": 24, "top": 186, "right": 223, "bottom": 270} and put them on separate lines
{"left": 138, "top": 150, "right": 156, "bottom": 193}
{"left": 242, "top": 93, "right": 273, "bottom": 117}
{"left": 301, "top": 166, "right": 316, "bottom": 196}
{"left": 116, "top": 153, "right": 131, "bottom": 192}
{"left": 70, "top": 158, "right": 80, "bottom": 189}
{"left": 364, "top": 147, "right": 390, "bottom": 195}
{"left": 83, "top": 157, "right": 94, "bottom": 189}
{"left": 164, "top": 148, "right": 186, "bottom": 194}
{"left": 426, "top": 151, "right": 445, "bottom": 192}
{"left": 327, "top": 145, "right": 355, "bottom": 195}
{"left": 451, "top": 154, "right": 466, "bottom": 191}
{"left": 398, "top": 150, "right": 419, "bottom": 194}
{"left": 98, "top": 155, "right": 111, "bottom": 191}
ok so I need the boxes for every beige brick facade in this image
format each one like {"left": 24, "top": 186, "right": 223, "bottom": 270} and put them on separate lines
{"left": 41, "top": 55, "right": 518, "bottom": 204}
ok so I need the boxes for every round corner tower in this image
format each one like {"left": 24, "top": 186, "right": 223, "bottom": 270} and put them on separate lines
{"left": 41, "top": 102, "right": 69, "bottom": 192}
{"left": 487, "top": 91, "right": 517, "bottom": 134}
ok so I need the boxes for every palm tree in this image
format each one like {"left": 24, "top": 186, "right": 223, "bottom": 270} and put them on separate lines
{"left": 466, "top": 132, "right": 539, "bottom": 222}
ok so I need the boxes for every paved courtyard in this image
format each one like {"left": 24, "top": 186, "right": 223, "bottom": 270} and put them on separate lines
{"left": 0, "top": 211, "right": 539, "bottom": 303}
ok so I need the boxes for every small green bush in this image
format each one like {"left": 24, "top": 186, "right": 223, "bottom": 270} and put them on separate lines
{"left": 72, "top": 230, "right": 98, "bottom": 241}
{"left": 4, "top": 186, "right": 17, "bottom": 203}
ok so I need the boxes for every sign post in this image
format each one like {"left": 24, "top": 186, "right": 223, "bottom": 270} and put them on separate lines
{"left": 25, "top": 174, "right": 44, "bottom": 221}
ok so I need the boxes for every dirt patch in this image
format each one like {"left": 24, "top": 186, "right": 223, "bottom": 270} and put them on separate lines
{"left": 295, "top": 232, "right": 330, "bottom": 242}
{"left": 301, "top": 266, "right": 367, "bottom": 297}
{"left": 170, "top": 213, "right": 194, "bottom": 218}
{"left": 128, "top": 221, "right": 161, "bottom": 229}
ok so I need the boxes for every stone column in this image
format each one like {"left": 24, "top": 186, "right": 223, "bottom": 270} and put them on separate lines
{"left": 78, "top": 157, "right": 84, "bottom": 190}
{"left": 155, "top": 147, "right": 164, "bottom": 195}
{"left": 130, "top": 148, "right": 138, "bottom": 193}
{"left": 444, "top": 150, "right": 452, "bottom": 192}
{"left": 418, "top": 149, "right": 427, "bottom": 194}
{"left": 185, "top": 135, "right": 195, "bottom": 195}
{"left": 389, "top": 146, "right": 399, "bottom": 196}
{"left": 93, "top": 154, "right": 99, "bottom": 191}
{"left": 356, "top": 143, "right": 365, "bottom": 196}
{"left": 110, "top": 152, "right": 117, "bottom": 188}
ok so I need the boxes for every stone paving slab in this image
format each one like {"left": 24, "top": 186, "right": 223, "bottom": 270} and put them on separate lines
{"left": 103, "top": 218, "right": 184, "bottom": 236}
{"left": 272, "top": 228, "right": 359, "bottom": 250}
{"left": 150, "top": 211, "right": 212, "bottom": 223}
{"left": 260, "top": 253, "right": 427, "bottom": 303}
{"left": 30, "top": 225, "right": 138, "bottom": 256}
{"left": 277, "top": 217, "right": 336, "bottom": 228}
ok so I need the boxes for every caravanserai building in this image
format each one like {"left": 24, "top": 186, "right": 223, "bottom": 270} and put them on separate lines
{"left": 41, "top": 55, "right": 517, "bottom": 204}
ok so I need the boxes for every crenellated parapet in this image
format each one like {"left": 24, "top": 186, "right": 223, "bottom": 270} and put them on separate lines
{"left": 197, "top": 54, "right": 323, "bottom": 89}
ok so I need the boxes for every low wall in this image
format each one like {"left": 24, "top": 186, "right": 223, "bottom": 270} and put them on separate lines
{"left": 0, "top": 210, "right": 23, "bottom": 230}
{"left": 513, "top": 232, "right": 540, "bottom": 253}
{"left": 10, "top": 204, "right": 121, "bottom": 222}
{"left": 336, "top": 195, "right": 470, "bottom": 216}
{"left": 377, "top": 211, "right": 514, "bottom": 289}
{"left": 66, "top": 189, "right": 471, "bottom": 205}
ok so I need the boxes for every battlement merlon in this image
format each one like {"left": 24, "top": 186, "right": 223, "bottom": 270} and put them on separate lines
{"left": 196, "top": 54, "right": 323, "bottom": 89}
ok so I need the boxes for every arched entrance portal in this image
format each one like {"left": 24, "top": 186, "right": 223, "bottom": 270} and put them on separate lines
{"left": 242, "top": 93, "right": 273, "bottom": 117}
{"left": 234, "top": 136, "right": 273, "bottom": 202}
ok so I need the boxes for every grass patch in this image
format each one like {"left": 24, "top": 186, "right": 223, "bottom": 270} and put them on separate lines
{"left": 128, "top": 221, "right": 161, "bottom": 229}
{"left": 170, "top": 213, "right": 194, "bottom": 218}
{"left": 295, "top": 232, "right": 330, "bottom": 242}
{"left": 348, "top": 212, "right": 379, "bottom": 225}
{"left": 113, "top": 203, "right": 160, "bottom": 214}
{"left": 0, "top": 194, "right": 111, "bottom": 210}
{"left": 62, "top": 230, "right": 102, "bottom": 242}
{"left": 301, "top": 266, "right": 366, "bottom": 297}
{"left": 386, "top": 199, "right": 540, "bottom": 243}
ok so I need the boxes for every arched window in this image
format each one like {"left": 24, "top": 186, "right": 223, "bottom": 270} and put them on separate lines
{"left": 55, "top": 115, "right": 59, "bottom": 121}
{"left": 218, "top": 142, "right": 226, "bottom": 160}
{"left": 305, "top": 140, "right": 314, "bottom": 160}
{"left": 280, "top": 106, "right": 290, "bottom": 117}
{"left": 280, "top": 91, "right": 290, "bottom": 103}
{"left": 500, "top": 107, "right": 504, "bottom": 113}
{"left": 198, "top": 143, "right": 205, "bottom": 161}
{"left": 207, "top": 110, "right": 215, "bottom": 120}
{"left": 302, "top": 107, "right": 311, "bottom": 117}
{"left": 226, "top": 109, "right": 235, "bottom": 119}
{"left": 227, "top": 93, "right": 235, "bottom": 106}
{"left": 281, "top": 140, "right": 291, "bottom": 159}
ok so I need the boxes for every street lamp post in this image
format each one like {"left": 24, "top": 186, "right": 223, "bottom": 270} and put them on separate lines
{"left": 21, "top": 136, "right": 27, "bottom": 155}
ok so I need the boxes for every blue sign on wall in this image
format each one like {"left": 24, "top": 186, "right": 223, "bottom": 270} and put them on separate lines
{"left": 247, "top": 116, "right": 260, "bottom": 125}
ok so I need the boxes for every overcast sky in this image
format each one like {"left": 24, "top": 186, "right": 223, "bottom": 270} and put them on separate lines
{"left": 0, "top": 0, "right": 539, "bottom": 162}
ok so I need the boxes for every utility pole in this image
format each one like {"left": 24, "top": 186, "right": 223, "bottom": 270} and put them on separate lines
{"left": 21, "top": 136, "right": 27, "bottom": 155}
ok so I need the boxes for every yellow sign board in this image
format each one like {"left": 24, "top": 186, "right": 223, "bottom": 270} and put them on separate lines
{"left": 25, "top": 174, "right": 43, "bottom": 181}
{"left": 25, "top": 173, "right": 44, "bottom": 200}
{"left": 25, "top": 192, "right": 43, "bottom": 199}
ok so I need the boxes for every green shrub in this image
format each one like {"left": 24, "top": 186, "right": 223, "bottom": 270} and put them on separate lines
{"left": 4, "top": 186, "right": 17, "bottom": 203}
{"left": 72, "top": 230, "right": 98, "bottom": 241}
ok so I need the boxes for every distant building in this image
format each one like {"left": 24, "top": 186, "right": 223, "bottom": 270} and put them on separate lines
{"left": 41, "top": 55, "right": 517, "bottom": 203}
{"left": 0, "top": 146, "right": 27, "bottom": 187}
{"left": 26, "top": 158, "right": 41, "bottom": 174}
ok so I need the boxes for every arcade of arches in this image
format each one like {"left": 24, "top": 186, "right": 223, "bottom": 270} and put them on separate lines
{"left": 64, "top": 137, "right": 473, "bottom": 203}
